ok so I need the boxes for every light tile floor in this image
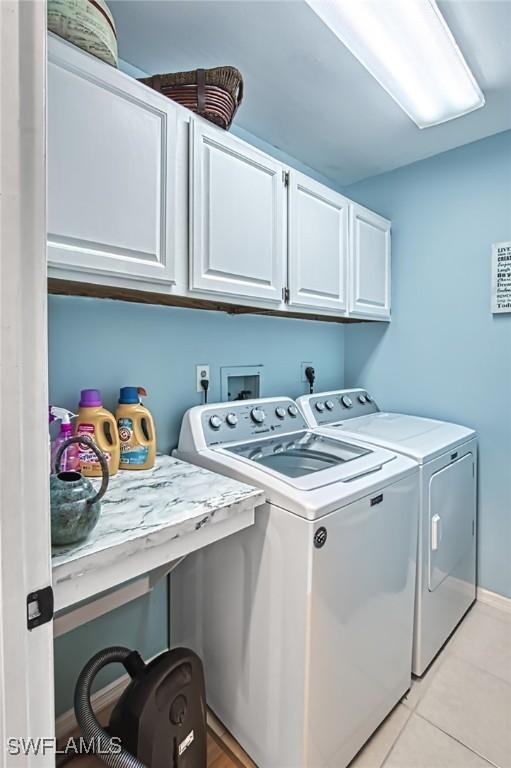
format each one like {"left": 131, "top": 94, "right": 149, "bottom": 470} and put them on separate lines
{"left": 350, "top": 601, "right": 511, "bottom": 768}
{"left": 73, "top": 601, "right": 511, "bottom": 768}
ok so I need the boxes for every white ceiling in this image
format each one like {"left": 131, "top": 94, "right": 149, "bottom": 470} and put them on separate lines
{"left": 110, "top": 0, "right": 511, "bottom": 186}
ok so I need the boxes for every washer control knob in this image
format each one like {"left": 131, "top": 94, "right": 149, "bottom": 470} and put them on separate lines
{"left": 226, "top": 413, "right": 238, "bottom": 427}
{"left": 288, "top": 405, "right": 298, "bottom": 418}
{"left": 275, "top": 407, "right": 286, "bottom": 419}
{"left": 341, "top": 395, "right": 353, "bottom": 408}
{"left": 358, "top": 394, "right": 367, "bottom": 404}
{"left": 315, "top": 401, "right": 325, "bottom": 413}
{"left": 209, "top": 415, "right": 222, "bottom": 430}
{"left": 251, "top": 408, "right": 266, "bottom": 424}
{"left": 325, "top": 400, "right": 335, "bottom": 411}
{"left": 365, "top": 394, "right": 373, "bottom": 403}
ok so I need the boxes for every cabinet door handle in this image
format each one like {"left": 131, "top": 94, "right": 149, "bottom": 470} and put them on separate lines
{"left": 431, "top": 514, "right": 442, "bottom": 551}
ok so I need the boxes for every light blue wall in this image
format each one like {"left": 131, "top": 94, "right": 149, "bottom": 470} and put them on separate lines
{"left": 118, "top": 59, "right": 344, "bottom": 191}
{"left": 232, "top": 124, "right": 343, "bottom": 190}
{"left": 49, "top": 295, "right": 345, "bottom": 714}
{"left": 344, "top": 130, "right": 511, "bottom": 599}
{"left": 54, "top": 580, "right": 168, "bottom": 716}
{"left": 50, "top": 126, "right": 511, "bottom": 718}
{"left": 48, "top": 297, "right": 345, "bottom": 452}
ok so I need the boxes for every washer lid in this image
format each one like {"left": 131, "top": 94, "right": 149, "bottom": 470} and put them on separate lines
{"left": 321, "top": 412, "right": 476, "bottom": 463}
{"left": 226, "top": 431, "right": 371, "bottom": 477}
{"left": 217, "top": 430, "right": 397, "bottom": 491}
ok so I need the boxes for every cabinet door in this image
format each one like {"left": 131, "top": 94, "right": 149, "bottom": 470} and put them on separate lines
{"left": 349, "top": 203, "right": 391, "bottom": 319}
{"left": 190, "top": 119, "right": 285, "bottom": 303}
{"left": 47, "top": 35, "right": 177, "bottom": 285}
{"left": 288, "top": 172, "right": 348, "bottom": 313}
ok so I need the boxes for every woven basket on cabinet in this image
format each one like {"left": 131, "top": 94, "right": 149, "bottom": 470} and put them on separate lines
{"left": 139, "top": 66, "right": 244, "bottom": 130}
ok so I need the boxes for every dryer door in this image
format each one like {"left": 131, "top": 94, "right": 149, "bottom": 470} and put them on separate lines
{"left": 428, "top": 452, "right": 475, "bottom": 592}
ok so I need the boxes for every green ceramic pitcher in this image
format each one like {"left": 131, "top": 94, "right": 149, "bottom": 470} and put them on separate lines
{"left": 50, "top": 435, "right": 109, "bottom": 546}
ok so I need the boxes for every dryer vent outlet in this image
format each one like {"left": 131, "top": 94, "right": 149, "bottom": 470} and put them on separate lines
{"left": 220, "top": 365, "right": 263, "bottom": 402}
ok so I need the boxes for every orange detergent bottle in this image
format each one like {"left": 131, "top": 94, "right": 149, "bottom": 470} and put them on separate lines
{"left": 75, "top": 389, "right": 120, "bottom": 477}
{"left": 116, "top": 387, "right": 157, "bottom": 470}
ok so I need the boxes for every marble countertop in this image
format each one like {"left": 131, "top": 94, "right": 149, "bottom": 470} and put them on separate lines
{"left": 52, "top": 455, "right": 264, "bottom": 612}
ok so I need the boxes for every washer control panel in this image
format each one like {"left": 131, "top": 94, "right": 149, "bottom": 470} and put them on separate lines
{"left": 305, "top": 390, "right": 379, "bottom": 426}
{"left": 201, "top": 399, "right": 308, "bottom": 446}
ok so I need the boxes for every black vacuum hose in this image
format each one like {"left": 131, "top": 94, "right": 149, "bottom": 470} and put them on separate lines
{"left": 73, "top": 646, "right": 146, "bottom": 768}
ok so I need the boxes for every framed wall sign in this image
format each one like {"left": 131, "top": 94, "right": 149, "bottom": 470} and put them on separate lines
{"left": 492, "top": 241, "right": 511, "bottom": 314}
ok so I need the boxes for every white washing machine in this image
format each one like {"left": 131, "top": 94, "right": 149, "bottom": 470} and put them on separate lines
{"left": 172, "top": 397, "right": 419, "bottom": 768}
{"left": 297, "top": 389, "right": 477, "bottom": 676}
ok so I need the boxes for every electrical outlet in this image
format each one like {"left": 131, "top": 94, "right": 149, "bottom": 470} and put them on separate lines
{"left": 196, "top": 365, "right": 210, "bottom": 392}
{"left": 301, "top": 362, "right": 314, "bottom": 382}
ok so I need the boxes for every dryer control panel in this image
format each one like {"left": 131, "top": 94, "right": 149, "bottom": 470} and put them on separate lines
{"left": 299, "top": 389, "right": 380, "bottom": 427}
{"left": 200, "top": 398, "right": 309, "bottom": 446}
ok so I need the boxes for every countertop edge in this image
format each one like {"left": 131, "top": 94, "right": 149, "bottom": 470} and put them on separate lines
{"left": 52, "top": 488, "right": 265, "bottom": 585}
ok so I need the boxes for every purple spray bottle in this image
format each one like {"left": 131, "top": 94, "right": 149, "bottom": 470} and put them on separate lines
{"left": 49, "top": 406, "right": 80, "bottom": 473}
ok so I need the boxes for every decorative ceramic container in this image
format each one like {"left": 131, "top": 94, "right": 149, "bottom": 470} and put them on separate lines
{"left": 50, "top": 435, "right": 109, "bottom": 546}
{"left": 48, "top": 0, "right": 118, "bottom": 68}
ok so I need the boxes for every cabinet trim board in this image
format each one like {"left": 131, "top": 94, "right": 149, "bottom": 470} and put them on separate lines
{"left": 48, "top": 278, "right": 369, "bottom": 324}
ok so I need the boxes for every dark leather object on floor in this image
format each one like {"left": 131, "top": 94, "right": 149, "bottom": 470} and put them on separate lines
{"left": 109, "top": 648, "right": 207, "bottom": 767}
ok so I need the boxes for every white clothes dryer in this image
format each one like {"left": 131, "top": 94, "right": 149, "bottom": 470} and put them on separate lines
{"left": 297, "top": 389, "right": 477, "bottom": 676}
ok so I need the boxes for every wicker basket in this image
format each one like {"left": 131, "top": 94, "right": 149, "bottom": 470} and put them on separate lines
{"left": 139, "top": 67, "right": 244, "bottom": 130}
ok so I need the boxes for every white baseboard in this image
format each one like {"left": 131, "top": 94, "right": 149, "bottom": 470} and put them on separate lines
{"left": 55, "top": 650, "right": 165, "bottom": 740}
{"left": 477, "top": 586, "right": 511, "bottom": 615}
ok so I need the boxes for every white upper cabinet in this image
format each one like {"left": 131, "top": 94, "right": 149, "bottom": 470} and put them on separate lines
{"left": 46, "top": 35, "right": 392, "bottom": 321}
{"left": 349, "top": 203, "right": 391, "bottom": 320}
{"left": 288, "top": 172, "right": 349, "bottom": 313}
{"left": 189, "top": 119, "right": 285, "bottom": 303}
{"left": 47, "top": 35, "right": 177, "bottom": 285}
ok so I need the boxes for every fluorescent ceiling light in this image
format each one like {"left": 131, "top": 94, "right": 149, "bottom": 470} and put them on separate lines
{"left": 306, "top": 0, "right": 485, "bottom": 128}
